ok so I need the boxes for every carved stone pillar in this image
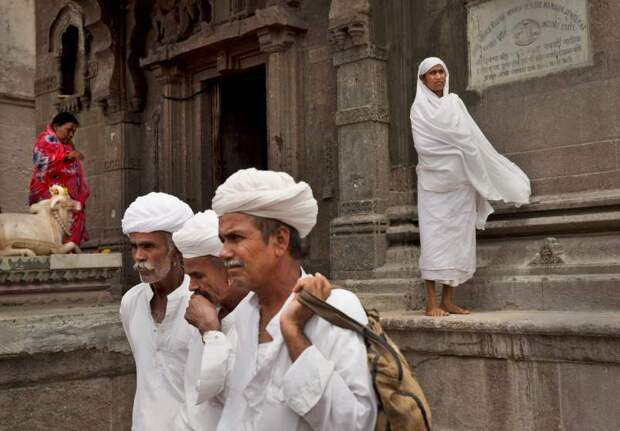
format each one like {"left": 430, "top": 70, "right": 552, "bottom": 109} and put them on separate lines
{"left": 258, "top": 27, "right": 304, "bottom": 177}
{"left": 328, "top": 0, "right": 391, "bottom": 279}
{"left": 153, "top": 65, "right": 191, "bottom": 198}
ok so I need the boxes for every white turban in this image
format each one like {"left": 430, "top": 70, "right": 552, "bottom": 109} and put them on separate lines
{"left": 172, "top": 210, "right": 223, "bottom": 259}
{"left": 212, "top": 168, "right": 318, "bottom": 238}
{"left": 121, "top": 192, "right": 193, "bottom": 234}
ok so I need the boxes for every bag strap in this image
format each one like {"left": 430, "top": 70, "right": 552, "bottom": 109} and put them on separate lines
{"left": 298, "top": 288, "right": 367, "bottom": 334}
{"left": 298, "top": 288, "right": 397, "bottom": 361}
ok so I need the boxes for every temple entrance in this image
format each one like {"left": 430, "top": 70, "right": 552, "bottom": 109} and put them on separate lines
{"left": 202, "top": 65, "right": 268, "bottom": 203}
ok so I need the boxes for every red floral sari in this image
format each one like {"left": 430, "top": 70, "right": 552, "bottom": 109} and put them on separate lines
{"left": 29, "top": 125, "right": 90, "bottom": 245}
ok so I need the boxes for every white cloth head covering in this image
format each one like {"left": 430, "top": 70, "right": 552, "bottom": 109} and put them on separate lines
{"left": 410, "top": 57, "right": 531, "bottom": 229}
{"left": 417, "top": 56, "right": 450, "bottom": 98}
{"left": 172, "top": 210, "right": 223, "bottom": 259}
{"left": 122, "top": 192, "right": 194, "bottom": 234}
{"left": 212, "top": 168, "right": 318, "bottom": 238}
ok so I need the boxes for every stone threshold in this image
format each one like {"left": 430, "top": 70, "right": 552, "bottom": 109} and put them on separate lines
{"left": 382, "top": 309, "right": 620, "bottom": 364}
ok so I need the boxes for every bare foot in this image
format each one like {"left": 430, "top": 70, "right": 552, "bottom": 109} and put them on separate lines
{"left": 440, "top": 303, "right": 470, "bottom": 315}
{"left": 425, "top": 307, "right": 449, "bottom": 317}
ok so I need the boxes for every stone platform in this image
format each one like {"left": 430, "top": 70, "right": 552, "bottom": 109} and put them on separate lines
{"left": 0, "top": 254, "right": 133, "bottom": 431}
{"left": 382, "top": 310, "right": 620, "bottom": 431}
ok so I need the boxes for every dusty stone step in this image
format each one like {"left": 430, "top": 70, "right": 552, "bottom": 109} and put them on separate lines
{"left": 336, "top": 278, "right": 420, "bottom": 294}
{"left": 450, "top": 273, "right": 620, "bottom": 312}
{"left": 380, "top": 309, "right": 620, "bottom": 431}
{"left": 356, "top": 292, "right": 410, "bottom": 312}
{"left": 338, "top": 278, "right": 427, "bottom": 310}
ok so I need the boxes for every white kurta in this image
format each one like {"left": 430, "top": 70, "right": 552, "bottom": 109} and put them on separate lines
{"left": 175, "top": 313, "right": 237, "bottom": 431}
{"left": 215, "top": 288, "right": 377, "bottom": 431}
{"left": 120, "top": 276, "right": 196, "bottom": 431}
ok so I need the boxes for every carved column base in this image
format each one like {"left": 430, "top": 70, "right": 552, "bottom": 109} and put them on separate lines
{"left": 330, "top": 212, "right": 388, "bottom": 280}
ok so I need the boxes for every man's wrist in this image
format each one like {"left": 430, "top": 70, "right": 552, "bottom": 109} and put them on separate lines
{"left": 280, "top": 318, "right": 304, "bottom": 338}
{"left": 197, "top": 320, "right": 221, "bottom": 335}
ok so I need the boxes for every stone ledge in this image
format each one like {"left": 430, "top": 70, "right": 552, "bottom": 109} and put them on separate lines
{"left": 0, "top": 304, "right": 130, "bottom": 357}
{"left": 382, "top": 310, "right": 620, "bottom": 364}
{"left": 49, "top": 253, "right": 122, "bottom": 269}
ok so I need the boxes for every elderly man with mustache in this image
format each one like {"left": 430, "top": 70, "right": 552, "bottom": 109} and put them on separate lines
{"left": 171, "top": 210, "right": 248, "bottom": 430}
{"left": 120, "top": 192, "right": 195, "bottom": 431}
{"left": 210, "top": 168, "right": 377, "bottom": 431}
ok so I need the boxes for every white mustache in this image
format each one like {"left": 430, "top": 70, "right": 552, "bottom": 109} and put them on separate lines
{"left": 224, "top": 259, "right": 243, "bottom": 269}
{"left": 133, "top": 261, "right": 156, "bottom": 272}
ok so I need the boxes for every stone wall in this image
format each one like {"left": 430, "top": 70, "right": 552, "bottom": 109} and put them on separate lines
{"left": 0, "top": 0, "right": 36, "bottom": 213}
{"left": 387, "top": 0, "right": 620, "bottom": 198}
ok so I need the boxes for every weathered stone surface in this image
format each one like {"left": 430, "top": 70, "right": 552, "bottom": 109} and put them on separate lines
{"left": 49, "top": 252, "right": 122, "bottom": 269}
{"left": 383, "top": 310, "right": 620, "bottom": 363}
{"left": 0, "top": 305, "right": 134, "bottom": 431}
{"left": 0, "top": 0, "right": 36, "bottom": 214}
{"left": 384, "top": 310, "right": 620, "bottom": 431}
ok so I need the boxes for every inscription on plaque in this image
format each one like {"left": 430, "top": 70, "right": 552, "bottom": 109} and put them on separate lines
{"left": 467, "top": 0, "right": 591, "bottom": 89}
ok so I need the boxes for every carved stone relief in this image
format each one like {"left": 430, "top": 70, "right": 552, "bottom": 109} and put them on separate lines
{"left": 328, "top": 0, "right": 371, "bottom": 49}
{"left": 46, "top": 1, "right": 120, "bottom": 115}
{"left": 530, "top": 237, "right": 565, "bottom": 265}
{"left": 154, "top": 0, "right": 211, "bottom": 44}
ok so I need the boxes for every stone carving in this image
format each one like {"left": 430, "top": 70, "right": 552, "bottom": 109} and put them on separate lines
{"left": 328, "top": 0, "right": 371, "bottom": 49}
{"left": 258, "top": 27, "right": 296, "bottom": 53}
{"left": 154, "top": 0, "right": 211, "bottom": 44}
{"left": 0, "top": 186, "right": 82, "bottom": 257}
{"left": 530, "top": 237, "right": 565, "bottom": 265}
{"left": 47, "top": 1, "right": 121, "bottom": 114}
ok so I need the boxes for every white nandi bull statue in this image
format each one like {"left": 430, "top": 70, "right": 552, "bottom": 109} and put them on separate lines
{"left": 0, "top": 185, "right": 82, "bottom": 256}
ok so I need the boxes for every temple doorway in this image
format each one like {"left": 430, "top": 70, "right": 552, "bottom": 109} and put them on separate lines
{"left": 202, "top": 65, "right": 268, "bottom": 203}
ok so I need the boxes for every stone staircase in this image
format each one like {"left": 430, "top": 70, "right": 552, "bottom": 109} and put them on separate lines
{"left": 338, "top": 194, "right": 620, "bottom": 431}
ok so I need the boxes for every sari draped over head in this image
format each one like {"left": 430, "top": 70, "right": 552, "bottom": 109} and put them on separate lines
{"left": 410, "top": 57, "right": 531, "bottom": 229}
{"left": 29, "top": 125, "right": 90, "bottom": 245}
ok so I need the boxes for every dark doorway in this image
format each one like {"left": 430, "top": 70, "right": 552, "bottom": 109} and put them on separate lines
{"left": 203, "top": 66, "right": 268, "bottom": 203}
{"left": 60, "top": 26, "right": 79, "bottom": 95}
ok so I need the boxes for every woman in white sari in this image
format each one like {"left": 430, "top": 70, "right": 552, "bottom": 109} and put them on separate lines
{"left": 410, "top": 57, "right": 531, "bottom": 317}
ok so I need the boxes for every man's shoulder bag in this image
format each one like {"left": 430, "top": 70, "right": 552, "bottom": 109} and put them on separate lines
{"left": 299, "top": 289, "right": 432, "bottom": 431}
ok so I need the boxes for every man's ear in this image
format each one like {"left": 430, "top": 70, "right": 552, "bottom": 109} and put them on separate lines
{"left": 271, "top": 226, "right": 291, "bottom": 257}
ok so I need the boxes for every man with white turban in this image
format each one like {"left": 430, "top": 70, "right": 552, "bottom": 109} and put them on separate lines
{"left": 210, "top": 168, "right": 377, "bottom": 431}
{"left": 410, "top": 57, "right": 531, "bottom": 317}
{"left": 171, "top": 210, "right": 248, "bottom": 430}
{"left": 120, "top": 192, "right": 195, "bottom": 430}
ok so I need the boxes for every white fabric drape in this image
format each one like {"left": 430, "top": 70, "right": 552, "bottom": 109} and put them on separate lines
{"left": 214, "top": 288, "right": 377, "bottom": 431}
{"left": 410, "top": 57, "right": 531, "bottom": 229}
{"left": 175, "top": 313, "right": 237, "bottom": 430}
{"left": 120, "top": 276, "right": 196, "bottom": 431}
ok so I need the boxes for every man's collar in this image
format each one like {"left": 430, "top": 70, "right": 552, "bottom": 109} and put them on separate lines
{"left": 144, "top": 274, "right": 189, "bottom": 301}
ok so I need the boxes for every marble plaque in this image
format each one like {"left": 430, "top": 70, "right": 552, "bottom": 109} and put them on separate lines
{"left": 467, "top": 0, "right": 591, "bottom": 89}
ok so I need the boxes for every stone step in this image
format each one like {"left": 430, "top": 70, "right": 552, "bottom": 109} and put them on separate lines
{"left": 451, "top": 273, "right": 620, "bottom": 312}
{"left": 337, "top": 278, "right": 426, "bottom": 311}
{"left": 356, "top": 292, "right": 410, "bottom": 312}
{"left": 380, "top": 309, "right": 620, "bottom": 431}
{"left": 336, "top": 277, "right": 420, "bottom": 293}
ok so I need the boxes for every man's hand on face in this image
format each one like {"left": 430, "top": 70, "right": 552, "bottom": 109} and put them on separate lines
{"left": 185, "top": 293, "right": 220, "bottom": 335}
{"left": 280, "top": 273, "right": 332, "bottom": 332}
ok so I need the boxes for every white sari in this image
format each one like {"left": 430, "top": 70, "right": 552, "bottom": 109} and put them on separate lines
{"left": 410, "top": 57, "right": 530, "bottom": 285}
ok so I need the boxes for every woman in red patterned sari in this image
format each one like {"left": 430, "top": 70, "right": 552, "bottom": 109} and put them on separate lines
{"left": 29, "top": 112, "right": 90, "bottom": 246}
